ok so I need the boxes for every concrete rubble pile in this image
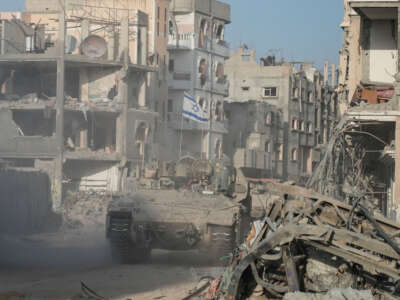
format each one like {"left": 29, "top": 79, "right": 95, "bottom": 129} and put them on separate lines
{"left": 185, "top": 182, "right": 400, "bottom": 300}
{"left": 63, "top": 192, "right": 111, "bottom": 229}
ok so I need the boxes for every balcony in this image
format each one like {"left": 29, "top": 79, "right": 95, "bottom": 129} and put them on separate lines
{"left": 212, "top": 39, "right": 230, "bottom": 57}
{"left": 168, "top": 72, "right": 192, "bottom": 90}
{"left": 168, "top": 33, "right": 196, "bottom": 50}
{"left": 348, "top": 0, "right": 398, "bottom": 19}
{"left": 170, "top": 0, "right": 231, "bottom": 23}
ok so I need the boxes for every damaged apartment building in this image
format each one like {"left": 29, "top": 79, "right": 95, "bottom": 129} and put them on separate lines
{"left": 164, "top": 0, "right": 230, "bottom": 160}
{"left": 224, "top": 47, "right": 339, "bottom": 184}
{"left": 0, "top": 0, "right": 159, "bottom": 213}
{"left": 318, "top": 0, "right": 400, "bottom": 220}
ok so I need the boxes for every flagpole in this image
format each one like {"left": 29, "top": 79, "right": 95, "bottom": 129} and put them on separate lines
{"left": 179, "top": 108, "right": 184, "bottom": 159}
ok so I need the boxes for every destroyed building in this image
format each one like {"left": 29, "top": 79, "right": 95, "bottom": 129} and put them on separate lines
{"left": 224, "top": 47, "right": 339, "bottom": 183}
{"left": 322, "top": 0, "right": 400, "bottom": 220}
{"left": 165, "top": 0, "right": 231, "bottom": 160}
{"left": 338, "top": 0, "right": 398, "bottom": 108}
{"left": 0, "top": 1, "right": 159, "bottom": 214}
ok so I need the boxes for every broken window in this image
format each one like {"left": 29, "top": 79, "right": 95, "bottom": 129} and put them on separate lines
{"left": 198, "top": 97, "right": 207, "bottom": 111}
{"left": 263, "top": 87, "right": 277, "bottom": 98}
{"left": 199, "top": 19, "right": 207, "bottom": 48}
{"left": 199, "top": 59, "right": 208, "bottom": 86}
{"left": 135, "top": 121, "right": 149, "bottom": 158}
{"left": 300, "top": 120, "right": 305, "bottom": 131}
{"left": 168, "top": 99, "right": 173, "bottom": 113}
{"left": 278, "top": 144, "right": 283, "bottom": 161}
{"left": 216, "top": 24, "right": 224, "bottom": 41}
{"left": 308, "top": 91, "right": 313, "bottom": 102}
{"left": 242, "top": 86, "right": 250, "bottom": 91}
{"left": 215, "top": 102, "right": 223, "bottom": 121}
{"left": 65, "top": 112, "right": 117, "bottom": 152}
{"left": 265, "top": 112, "right": 273, "bottom": 125}
{"left": 12, "top": 109, "right": 56, "bottom": 137}
{"left": 169, "top": 59, "right": 174, "bottom": 73}
{"left": 216, "top": 63, "right": 225, "bottom": 83}
{"left": 291, "top": 148, "right": 298, "bottom": 161}
{"left": 199, "top": 59, "right": 207, "bottom": 74}
{"left": 293, "top": 87, "right": 299, "bottom": 99}
{"left": 265, "top": 141, "right": 271, "bottom": 153}
{"left": 214, "top": 139, "right": 222, "bottom": 159}
{"left": 291, "top": 118, "right": 299, "bottom": 130}
{"left": 242, "top": 55, "right": 250, "bottom": 62}
{"left": 307, "top": 122, "right": 313, "bottom": 133}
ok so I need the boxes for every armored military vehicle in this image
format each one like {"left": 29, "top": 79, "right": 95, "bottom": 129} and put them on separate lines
{"left": 106, "top": 156, "right": 252, "bottom": 263}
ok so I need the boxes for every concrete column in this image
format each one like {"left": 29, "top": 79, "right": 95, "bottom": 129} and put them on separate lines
{"left": 323, "top": 61, "right": 329, "bottom": 86}
{"left": 395, "top": 117, "right": 400, "bottom": 210}
{"left": 54, "top": 2, "right": 66, "bottom": 213}
{"left": 138, "top": 75, "right": 147, "bottom": 107}
{"left": 107, "top": 27, "right": 116, "bottom": 61}
{"left": 131, "top": 25, "right": 139, "bottom": 65}
{"left": 331, "top": 64, "right": 336, "bottom": 87}
{"left": 398, "top": 7, "right": 400, "bottom": 73}
{"left": 116, "top": 114, "right": 123, "bottom": 154}
{"left": 119, "top": 18, "right": 129, "bottom": 62}
{"left": 80, "top": 19, "right": 90, "bottom": 103}
{"left": 79, "top": 127, "right": 88, "bottom": 148}
{"left": 81, "top": 19, "right": 90, "bottom": 41}
{"left": 141, "top": 26, "right": 148, "bottom": 66}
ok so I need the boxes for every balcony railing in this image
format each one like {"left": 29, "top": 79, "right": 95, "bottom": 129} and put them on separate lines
{"left": 169, "top": 33, "right": 229, "bottom": 55}
{"left": 168, "top": 33, "right": 196, "bottom": 50}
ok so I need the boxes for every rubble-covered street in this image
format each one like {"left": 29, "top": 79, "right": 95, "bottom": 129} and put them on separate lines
{"left": 2, "top": 0, "right": 400, "bottom": 299}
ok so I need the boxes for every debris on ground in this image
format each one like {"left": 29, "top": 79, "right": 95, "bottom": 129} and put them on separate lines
{"left": 283, "top": 288, "right": 374, "bottom": 300}
{"left": 63, "top": 192, "right": 112, "bottom": 229}
{"left": 185, "top": 182, "right": 400, "bottom": 299}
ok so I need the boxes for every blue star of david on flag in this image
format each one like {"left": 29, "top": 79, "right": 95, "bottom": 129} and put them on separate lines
{"left": 182, "top": 92, "right": 209, "bottom": 123}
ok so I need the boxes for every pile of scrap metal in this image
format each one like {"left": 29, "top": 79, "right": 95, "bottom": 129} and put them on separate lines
{"left": 307, "top": 117, "right": 386, "bottom": 215}
{"left": 351, "top": 82, "right": 394, "bottom": 107}
{"left": 186, "top": 183, "right": 400, "bottom": 300}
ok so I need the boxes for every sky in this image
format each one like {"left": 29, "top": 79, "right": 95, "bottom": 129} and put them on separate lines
{"left": 1, "top": 0, "right": 344, "bottom": 70}
{"left": 223, "top": 0, "right": 344, "bottom": 69}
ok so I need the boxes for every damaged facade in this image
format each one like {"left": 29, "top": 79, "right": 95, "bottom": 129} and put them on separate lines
{"left": 332, "top": 0, "right": 400, "bottom": 220}
{"left": 0, "top": 1, "right": 159, "bottom": 212}
{"left": 165, "top": 0, "right": 230, "bottom": 160}
{"left": 224, "top": 47, "right": 339, "bottom": 183}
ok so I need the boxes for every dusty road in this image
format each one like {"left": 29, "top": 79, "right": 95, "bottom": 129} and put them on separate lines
{"left": 0, "top": 230, "right": 222, "bottom": 300}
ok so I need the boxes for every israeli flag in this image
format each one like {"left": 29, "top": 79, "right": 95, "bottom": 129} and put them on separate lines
{"left": 182, "top": 92, "right": 209, "bottom": 123}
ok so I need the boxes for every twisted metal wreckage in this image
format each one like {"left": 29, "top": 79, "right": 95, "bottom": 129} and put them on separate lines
{"left": 186, "top": 117, "right": 400, "bottom": 300}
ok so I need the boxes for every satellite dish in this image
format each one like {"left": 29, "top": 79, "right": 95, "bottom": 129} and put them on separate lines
{"left": 80, "top": 35, "right": 108, "bottom": 58}
{"left": 65, "top": 35, "right": 77, "bottom": 54}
